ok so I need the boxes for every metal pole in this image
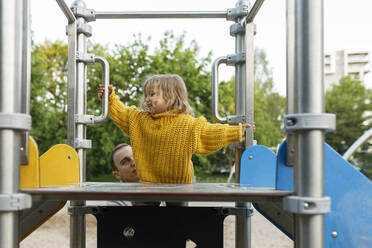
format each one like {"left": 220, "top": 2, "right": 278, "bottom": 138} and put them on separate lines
{"left": 234, "top": 1, "right": 251, "bottom": 247}
{"left": 246, "top": 0, "right": 264, "bottom": 23}
{"left": 70, "top": 1, "right": 87, "bottom": 247}
{"left": 20, "top": 0, "right": 31, "bottom": 165}
{"left": 95, "top": 11, "right": 227, "bottom": 19}
{"left": 286, "top": 0, "right": 296, "bottom": 167}
{"left": 295, "top": 1, "right": 325, "bottom": 247}
{"left": 0, "top": 0, "right": 24, "bottom": 247}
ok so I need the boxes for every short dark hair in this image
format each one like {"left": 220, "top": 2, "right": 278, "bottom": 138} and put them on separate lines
{"left": 109, "top": 143, "right": 129, "bottom": 171}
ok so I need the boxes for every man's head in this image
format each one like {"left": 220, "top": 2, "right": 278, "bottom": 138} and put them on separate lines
{"left": 109, "top": 144, "right": 140, "bottom": 182}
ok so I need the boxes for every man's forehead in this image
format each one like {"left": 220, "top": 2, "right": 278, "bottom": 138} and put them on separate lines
{"left": 114, "top": 146, "right": 132, "bottom": 159}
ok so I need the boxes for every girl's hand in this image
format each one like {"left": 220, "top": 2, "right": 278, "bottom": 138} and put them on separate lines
{"left": 242, "top": 122, "right": 256, "bottom": 137}
{"left": 98, "top": 84, "right": 113, "bottom": 100}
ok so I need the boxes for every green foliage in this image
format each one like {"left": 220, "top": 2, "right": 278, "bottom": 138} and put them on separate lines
{"left": 325, "top": 76, "right": 372, "bottom": 178}
{"left": 254, "top": 49, "right": 286, "bottom": 147}
{"left": 30, "top": 40, "right": 68, "bottom": 154}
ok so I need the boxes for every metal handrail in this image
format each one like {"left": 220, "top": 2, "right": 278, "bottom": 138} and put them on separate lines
{"left": 211, "top": 56, "right": 228, "bottom": 123}
{"left": 92, "top": 56, "right": 109, "bottom": 124}
{"left": 343, "top": 128, "right": 372, "bottom": 160}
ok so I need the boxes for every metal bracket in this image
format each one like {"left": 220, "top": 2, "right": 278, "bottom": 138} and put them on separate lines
{"left": 230, "top": 139, "right": 257, "bottom": 150}
{"left": 229, "top": 22, "right": 256, "bottom": 36}
{"left": 77, "top": 20, "right": 92, "bottom": 37}
{"left": 68, "top": 206, "right": 99, "bottom": 215}
{"left": 0, "top": 194, "right": 32, "bottom": 211}
{"left": 226, "top": 53, "right": 246, "bottom": 66}
{"left": 0, "top": 113, "right": 31, "bottom": 131}
{"left": 230, "top": 141, "right": 245, "bottom": 150}
{"left": 284, "top": 113, "right": 336, "bottom": 133}
{"left": 283, "top": 196, "right": 331, "bottom": 215}
{"left": 71, "top": 6, "right": 96, "bottom": 22}
{"left": 75, "top": 114, "right": 95, "bottom": 125}
{"left": 226, "top": 115, "right": 246, "bottom": 124}
{"left": 214, "top": 207, "right": 253, "bottom": 216}
{"left": 74, "top": 138, "right": 92, "bottom": 149}
{"left": 227, "top": 5, "right": 249, "bottom": 21}
{"left": 76, "top": 52, "right": 95, "bottom": 65}
{"left": 230, "top": 22, "right": 245, "bottom": 36}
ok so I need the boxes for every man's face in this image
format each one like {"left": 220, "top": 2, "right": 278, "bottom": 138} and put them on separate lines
{"left": 113, "top": 146, "right": 140, "bottom": 182}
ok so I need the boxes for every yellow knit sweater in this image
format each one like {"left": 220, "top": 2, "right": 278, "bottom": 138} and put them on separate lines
{"left": 109, "top": 91, "right": 243, "bottom": 183}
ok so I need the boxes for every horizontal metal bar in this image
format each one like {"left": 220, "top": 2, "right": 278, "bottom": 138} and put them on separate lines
{"left": 247, "top": 0, "right": 265, "bottom": 23}
{"left": 95, "top": 11, "right": 227, "bottom": 19}
{"left": 55, "top": 0, "right": 76, "bottom": 23}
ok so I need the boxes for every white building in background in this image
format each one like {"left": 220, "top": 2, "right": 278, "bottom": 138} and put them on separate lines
{"left": 324, "top": 50, "right": 370, "bottom": 90}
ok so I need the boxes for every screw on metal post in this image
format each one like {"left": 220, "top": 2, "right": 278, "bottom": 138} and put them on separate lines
{"left": 76, "top": 20, "right": 92, "bottom": 37}
{"left": 75, "top": 114, "right": 95, "bottom": 124}
{"left": 226, "top": 4, "right": 249, "bottom": 21}
{"left": 226, "top": 115, "right": 245, "bottom": 124}
{"left": 230, "top": 22, "right": 245, "bottom": 36}
{"left": 226, "top": 53, "right": 246, "bottom": 66}
{"left": 215, "top": 207, "right": 252, "bottom": 216}
{"left": 74, "top": 138, "right": 92, "bottom": 149}
{"left": 0, "top": 194, "right": 32, "bottom": 211}
{"left": 0, "top": 113, "right": 32, "bottom": 131}
{"left": 76, "top": 52, "right": 95, "bottom": 65}
{"left": 283, "top": 196, "right": 331, "bottom": 215}
{"left": 71, "top": 6, "right": 96, "bottom": 22}
{"left": 284, "top": 113, "right": 336, "bottom": 133}
{"left": 123, "top": 227, "right": 135, "bottom": 239}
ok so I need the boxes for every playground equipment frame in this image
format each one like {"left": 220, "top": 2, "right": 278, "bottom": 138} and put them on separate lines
{"left": 0, "top": 0, "right": 332, "bottom": 248}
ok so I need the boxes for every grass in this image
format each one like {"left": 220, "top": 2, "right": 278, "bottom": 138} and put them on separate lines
{"left": 195, "top": 173, "right": 229, "bottom": 183}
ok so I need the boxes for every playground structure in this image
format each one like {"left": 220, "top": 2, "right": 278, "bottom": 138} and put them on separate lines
{"left": 0, "top": 0, "right": 371, "bottom": 248}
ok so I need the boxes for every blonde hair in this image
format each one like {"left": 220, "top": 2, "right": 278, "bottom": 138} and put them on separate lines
{"left": 141, "top": 74, "right": 194, "bottom": 116}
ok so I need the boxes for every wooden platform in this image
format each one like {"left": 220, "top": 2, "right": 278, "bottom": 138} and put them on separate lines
{"left": 22, "top": 182, "right": 292, "bottom": 203}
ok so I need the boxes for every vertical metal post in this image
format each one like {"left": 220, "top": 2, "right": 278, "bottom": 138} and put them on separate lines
{"left": 69, "top": 1, "right": 86, "bottom": 248}
{"left": 286, "top": 0, "right": 296, "bottom": 167}
{"left": 294, "top": 1, "right": 325, "bottom": 247}
{"left": 244, "top": 23, "right": 254, "bottom": 149}
{"left": 234, "top": 1, "right": 251, "bottom": 248}
{"left": 20, "top": 0, "right": 31, "bottom": 165}
{"left": 0, "top": 0, "right": 23, "bottom": 247}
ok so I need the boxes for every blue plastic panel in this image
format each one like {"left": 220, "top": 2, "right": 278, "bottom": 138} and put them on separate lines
{"left": 276, "top": 141, "right": 372, "bottom": 247}
{"left": 240, "top": 145, "right": 276, "bottom": 188}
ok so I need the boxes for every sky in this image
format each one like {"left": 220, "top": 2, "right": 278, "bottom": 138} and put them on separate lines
{"left": 31, "top": 0, "right": 372, "bottom": 96}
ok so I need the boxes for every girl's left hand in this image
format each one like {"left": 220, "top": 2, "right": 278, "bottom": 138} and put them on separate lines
{"left": 242, "top": 122, "right": 256, "bottom": 137}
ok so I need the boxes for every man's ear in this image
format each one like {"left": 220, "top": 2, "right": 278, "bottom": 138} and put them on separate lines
{"left": 113, "top": 171, "right": 121, "bottom": 180}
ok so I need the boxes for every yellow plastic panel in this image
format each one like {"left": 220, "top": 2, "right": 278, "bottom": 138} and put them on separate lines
{"left": 40, "top": 144, "right": 79, "bottom": 186}
{"left": 20, "top": 137, "right": 40, "bottom": 188}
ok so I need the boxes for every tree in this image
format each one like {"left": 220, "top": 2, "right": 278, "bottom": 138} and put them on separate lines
{"left": 30, "top": 40, "right": 68, "bottom": 154}
{"left": 325, "top": 76, "right": 372, "bottom": 178}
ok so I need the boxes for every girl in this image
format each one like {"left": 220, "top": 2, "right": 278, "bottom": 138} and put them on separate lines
{"left": 99, "top": 74, "right": 252, "bottom": 184}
